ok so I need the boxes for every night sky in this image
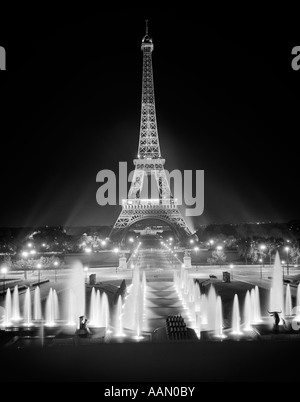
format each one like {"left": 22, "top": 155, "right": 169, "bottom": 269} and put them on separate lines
{"left": 0, "top": 11, "right": 299, "bottom": 229}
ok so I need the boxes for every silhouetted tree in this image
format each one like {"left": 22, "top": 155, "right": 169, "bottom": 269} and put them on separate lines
{"left": 207, "top": 249, "right": 227, "bottom": 266}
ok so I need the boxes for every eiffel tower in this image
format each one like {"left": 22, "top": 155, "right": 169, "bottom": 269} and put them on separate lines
{"left": 110, "top": 21, "right": 192, "bottom": 242}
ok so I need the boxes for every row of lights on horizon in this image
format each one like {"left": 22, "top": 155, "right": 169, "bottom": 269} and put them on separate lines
{"left": 84, "top": 237, "right": 137, "bottom": 254}
{"left": 83, "top": 240, "right": 107, "bottom": 254}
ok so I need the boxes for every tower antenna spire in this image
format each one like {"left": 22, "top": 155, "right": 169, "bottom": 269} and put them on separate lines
{"left": 145, "top": 19, "right": 148, "bottom": 35}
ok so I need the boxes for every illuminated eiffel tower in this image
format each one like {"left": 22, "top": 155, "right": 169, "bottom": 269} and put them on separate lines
{"left": 110, "top": 21, "right": 192, "bottom": 242}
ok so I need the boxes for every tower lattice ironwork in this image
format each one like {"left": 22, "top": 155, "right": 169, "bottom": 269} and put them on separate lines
{"left": 110, "top": 21, "right": 192, "bottom": 241}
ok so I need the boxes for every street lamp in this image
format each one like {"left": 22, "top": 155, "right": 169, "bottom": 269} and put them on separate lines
{"left": 27, "top": 242, "right": 32, "bottom": 248}
{"left": 36, "top": 263, "right": 42, "bottom": 284}
{"left": 1, "top": 266, "right": 8, "bottom": 296}
{"left": 113, "top": 247, "right": 119, "bottom": 253}
{"left": 30, "top": 249, "right": 36, "bottom": 255}
{"left": 285, "top": 246, "right": 290, "bottom": 276}
{"left": 53, "top": 260, "right": 59, "bottom": 282}
{"left": 101, "top": 240, "right": 107, "bottom": 247}
{"left": 259, "top": 244, "right": 266, "bottom": 268}
{"left": 190, "top": 239, "right": 194, "bottom": 245}
{"left": 216, "top": 245, "right": 224, "bottom": 267}
{"left": 85, "top": 247, "right": 92, "bottom": 253}
{"left": 22, "top": 251, "right": 29, "bottom": 258}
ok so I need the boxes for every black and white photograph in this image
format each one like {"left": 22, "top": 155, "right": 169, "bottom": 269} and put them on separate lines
{"left": 1, "top": 10, "right": 300, "bottom": 387}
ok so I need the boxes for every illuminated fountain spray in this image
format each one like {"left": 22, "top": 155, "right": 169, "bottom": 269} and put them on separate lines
{"left": 34, "top": 286, "right": 42, "bottom": 320}
{"left": 250, "top": 288, "right": 261, "bottom": 324}
{"left": 207, "top": 285, "right": 217, "bottom": 331}
{"left": 194, "top": 283, "right": 201, "bottom": 315}
{"left": 173, "top": 271, "right": 180, "bottom": 293}
{"left": 67, "top": 262, "right": 85, "bottom": 328}
{"left": 89, "top": 287, "right": 97, "bottom": 326}
{"left": 67, "top": 289, "right": 76, "bottom": 326}
{"left": 135, "top": 285, "right": 144, "bottom": 338}
{"left": 4, "top": 288, "right": 12, "bottom": 326}
{"left": 193, "top": 286, "right": 202, "bottom": 339}
{"left": 12, "top": 285, "right": 21, "bottom": 321}
{"left": 122, "top": 265, "right": 145, "bottom": 338}
{"left": 296, "top": 284, "right": 300, "bottom": 314}
{"left": 269, "top": 288, "right": 274, "bottom": 314}
{"left": 269, "top": 252, "right": 284, "bottom": 314}
{"left": 95, "top": 290, "right": 101, "bottom": 326}
{"left": 179, "top": 265, "right": 185, "bottom": 294}
{"left": 231, "top": 294, "right": 242, "bottom": 335}
{"left": 200, "top": 294, "right": 208, "bottom": 326}
{"left": 142, "top": 271, "right": 147, "bottom": 296}
{"left": 215, "top": 296, "right": 225, "bottom": 338}
{"left": 114, "top": 295, "right": 125, "bottom": 336}
{"left": 190, "top": 282, "right": 200, "bottom": 327}
{"left": 23, "top": 288, "right": 32, "bottom": 326}
{"left": 100, "top": 292, "right": 110, "bottom": 331}
{"left": 254, "top": 286, "right": 261, "bottom": 322}
{"left": 243, "top": 290, "right": 252, "bottom": 331}
{"left": 285, "top": 284, "right": 292, "bottom": 316}
{"left": 88, "top": 288, "right": 101, "bottom": 327}
{"left": 45, "top": 288, "right": 59, "bottom": 326}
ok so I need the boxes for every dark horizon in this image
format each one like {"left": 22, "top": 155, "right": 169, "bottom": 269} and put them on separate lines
{"left": 1, "top": 12, "right": 299, "bottom": 229}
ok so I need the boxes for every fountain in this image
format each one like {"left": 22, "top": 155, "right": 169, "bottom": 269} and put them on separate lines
{"left": 200, "top": 294, "right": 208, "bottom": 326}
{"left": 188, "top": 278, "right": 194, "bottom": 303}
{"left": 194, "top": 313, "right": 201, "bottom": 339}
{"left": 89, "top": 287, "right": 97, "bottom": 326}
{"left": 34, "top": 286, "right": 42, "bottom": 320}
{"left": 123, "top": 289, "right": 135, "bottom": 329}
{"left": 254, "top": 286, "right": 262, "bottom": 322}
{"left": 250, "top": 288, "right": 261, "bottom": 324}
{"left": 243, "top": 290, "right": 252, "bottom": 331}
{"left": 269, "top": 288, "right": 274, "bottom": 314}
{"left": 95, "top": 290, "right": 101, "bottom": 326}
{"left": 12, "top": 285, "right": 21, "bottom": 321}
{"left": 142, "top": 271, "right": 147, "bottom": 296}
{"left": 67, "top": 289, "right": 76, "bottom": 326}
{"left": 285, "top": 284, "right": 292, "bottom": 316}
{"left": 135, "top": 285, "right": 144, "bottom": 338}
{"left": 180, "top": 265, "right": 185, "bottom": 290}
{"left": 122, "top": 264, "right": 146, "bottom": 338}
{"left": 296, "top": 284, "right": 300, "bottom": 314}
{"left": 88, "top": 288, "right": 103, "bottom": 327}
{"left": 215, "top": 296, "right": 225, "bottom": 338}
{"left": 45, "top": 288, "right": 57, "bottom": 326}
{"left": 67, "top": 261, "right": 85, "bottom": 328}
{"left": 207, "top": 285, "right": 217, "bottom": 330}
{"left": 23, "top": 288, "right": 32, "bottom": 326}
{"left": 4, "top": 288, "right": 12, "bottom": 326}
{"left": 114, "top": 295, "right": 125, "bottom": 336}
{"left": 269, "top": 252, "right": 284, "bottom": 313}
{"left": 231, "top": 294, "right": 242, "bottom": 335}
{"left": 53, "top": 290, "right": 59, "bottom": 320}
{"left": 100, "top": 292, "right": 110, "bottom": 330}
